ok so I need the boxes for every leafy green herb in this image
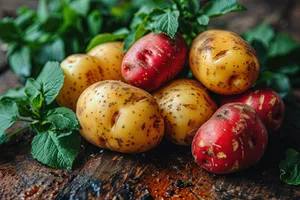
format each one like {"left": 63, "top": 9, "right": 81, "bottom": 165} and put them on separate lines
{"left": 279, "top": 149, "right": 300, "bottom": 185}
{"left": 91, "top": 0, "right": 245, "bottom": 52}
{"left": 31, "top": 130, "right": 81, "bottom": 170}
{"left": 201, "top": 0, "right": 246, "bottom": 18}
{"left": 148, "top": 8, "right": 180, "bottom": 38}
{"left": 0, "top": 62, "right": 80, "bottom": 170}
{"left": 0, "top": 101, "right": 19, "bottom": 144}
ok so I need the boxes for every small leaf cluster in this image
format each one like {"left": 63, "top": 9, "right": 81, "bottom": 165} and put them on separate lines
{"left": 0, "top": 62, "right": 80, "bottom": 170}
{"left": 87, "top": 0, "right": 246, "bottom": 52}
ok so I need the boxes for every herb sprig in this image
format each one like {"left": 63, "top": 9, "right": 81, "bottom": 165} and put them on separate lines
{"left": 0, "top": 62, "right": 80, "bottom": 170}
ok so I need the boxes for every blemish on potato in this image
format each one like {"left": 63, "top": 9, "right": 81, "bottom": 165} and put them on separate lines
{"left": 232, "top": 139, "right": 239, "bottom": 151}
{"left": 217, "top": 152, "right": 227, "bottom": 159}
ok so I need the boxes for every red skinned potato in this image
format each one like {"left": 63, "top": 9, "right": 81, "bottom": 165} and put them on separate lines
{"left": 192, "top": 103, "right": 268, "bottom": 174}
{"left": 220, "top": 88, "right": 285, "bottom": 131}
{"left": 121, "top": 32, "right": 188, "bottom": 91}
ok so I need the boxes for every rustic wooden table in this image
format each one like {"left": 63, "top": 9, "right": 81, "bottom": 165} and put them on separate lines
{"left": 0, "top": 0, "right": 300, "bottom": 199}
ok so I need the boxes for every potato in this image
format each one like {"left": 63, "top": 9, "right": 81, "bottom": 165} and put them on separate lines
{"left": 87, "top": 42, "right": 124, "bottom": 81}
{"left": 121, "top": 32, "right": 188, "bottom": 91}
{"left": 189, "top": 30, "right": 260, "bottom": 95}
{"left": 76, "top": 80, "right": 164, "bottom": 153}
{"left": 56, "top": 54, "right": 106, "bottom": 111}
{"left": 153, "top": 79, "right": 217, "bottom": 145}
{"left": 192, "top": 103, "right": 268, "bottom": 174}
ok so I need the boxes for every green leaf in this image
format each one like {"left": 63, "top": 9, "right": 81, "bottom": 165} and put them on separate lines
{"left": 255, "top": 71, "right": 273, "bottom": 86}
{"left": 37, "top": 0, "right": 48, "bottom": 23}
{"left": 86, "top": 33, "right": 127, "bottom": 52}
{"left": 45, "top": 107, "right": 80, "bottom": 131}
{"left": 202, "top": 0, "right": 246, "bottom": 18}
{"left": 37, "top": 39, "right": 65, "bottom": 64}
{"left": 70, "top": 0, "right": 91, "bottom": 16}
{"left": 187, "top": 0, "right": 200, "bottom": 14}
{"left": 0, "top": 101, "right": 19, "bottom": 144}
{"left": 148, "top": 8, "right": 180, "bottom": 38}
{"left": 279, "top": 149, "right": 300, "bottom": 185}
{"left": 31, "top": 130, "right": 81, "bottom": 170}
{"left": 25, "top": 78, "right": 42, "bottom": 102}
{"left": 268, "top": 33, "right": 300, "bottom": 57}
{"left": 280, "top": 64, "right": 300, "bottom": 75}
{"left": 8, "top": 47, "right": 32, "bottom": 77}
{"left": 32, "top": 93, "right": 44, "bottom": 110}
{"left": 123, "top": 22, "right": 148, "bottom": 52}
{"left": 0, "top": 87, "right": 28, "bottom": 103}
{"left": 269, "top": 73, "right": 291, "bottom": 98}
{"left": 37, "top": 61, "right": 65, "bottom": 105}
{"left": 197, "top": 15, "right": 209, "bottom": 26}
{"left": 15, "top": 9, "right": 36, "bottom": 29}
{"left": 243, "top": 23, "right": 274, "bottom": 48}
{"left": 0, "top": 18, "right": 22, "bottom": 42}
{"left": 88, "top": 10, "right": 102, "bottom": 36}
{"left": 63, "top": 6, "right": 82, "bottom": 32}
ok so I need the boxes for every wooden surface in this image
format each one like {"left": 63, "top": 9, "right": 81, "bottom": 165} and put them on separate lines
{"left": 1, "top": 0, "right": 300, "bottom": 199}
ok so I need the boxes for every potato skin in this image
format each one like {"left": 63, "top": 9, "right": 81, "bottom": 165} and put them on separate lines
{"left": 87, "top": 42, "right": 125, "bottom": 81}
{"left": 220, "top": 88, "right": 285, "bottom": 132}
{"left": 192, "top": 103, "right": 268, "bottom": 174}
{"left": 153, "top": 78, "right": 217, "bottom": 145}
{"left": 189, "top": 30, "right": 260, "bottom": 95}
{"left": 76, "top": 80, "right": 164, "bottom": 153}
{"left": 56, "top": 54, "right": 106, "bottom": 111}
{"left": 122, "top": 32, "right": 188, "bottom": 91}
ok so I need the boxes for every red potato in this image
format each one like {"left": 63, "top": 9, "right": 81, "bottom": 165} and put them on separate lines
{"left": 220, "top": 88, "right": 285, "bottom": 132}
{"left": 121, "top": 32, "right": 188, "bottom": 91}
{"left": 192, "top": 103, "right": 268, "bottom": 174}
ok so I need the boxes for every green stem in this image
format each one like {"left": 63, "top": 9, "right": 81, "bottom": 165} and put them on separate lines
{"left": 7, "top": 126, "right": 30, "bottom": 138}
{"left": 17, "top": 118, "right": 34, "bottom": 123}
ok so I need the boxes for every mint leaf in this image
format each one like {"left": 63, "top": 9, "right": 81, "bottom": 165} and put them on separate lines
{"left": 45, "top": 107, "right": 80, "bottom": 131}
{"left": 88, "top": 10, "right": 102, "bottom": 36}
{"left": 0, "top": 18, "right": 22, "bottom": 42}
{"left": 37, "top": 0, "right": 48, "bottom": 23}
{"left": 187, "top": 0, "right": 200, "bottom": 14}
{"left": 8, "top": 46, "right": 31, "bottom": 77}
{"left": 202, "top": 0, "right": 246, "bottom": 18}
{"left": 268, "top": 33, "right": 300, "bottom": 57}
{"left": 25, "top": 78, "right": 42, "bottom": 102}
{"left": 37, "top": 39, "right": 65, "bottom": 64}
{"left": 197, "top": 15, "right": 209, "bottom": 26}
{"left": 148, "top": 8, "right": 180, "bottom": 38}
{"left": 279, "top": 149, "right": 300, "bottom": 185}
{"left": 37, "top": 61, "right": 64, "bottom": 105}
{"left": 86, "top": 33, "right": 126, "bottom": 52}
{"left": 243, "top": 23, "right": 274, "bottom": 48}
{"left": 0, "top": 101, "right": 19, "bottom": 144}
{"left": 31, "top": 131, "right": 81, "bottom": 170}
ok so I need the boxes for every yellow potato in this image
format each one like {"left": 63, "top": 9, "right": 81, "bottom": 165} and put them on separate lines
{"left": 153, "top": 78, "right": 217, "bottom": 145}
{"left": 87, "top": 42, "right": 124, "bottom": 81}
{"left": 56, "top": 54, "right": 106, "bottom": 111}
{"left": 189, "top": 30, "right": 260, "bottom": 95}
{"left": 76, "top": 80, "right": 164, "bottom": 153}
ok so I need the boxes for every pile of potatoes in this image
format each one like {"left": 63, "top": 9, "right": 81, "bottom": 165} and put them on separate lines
{"left": 56, "top": 30, "right": 285, "bottom": 174}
